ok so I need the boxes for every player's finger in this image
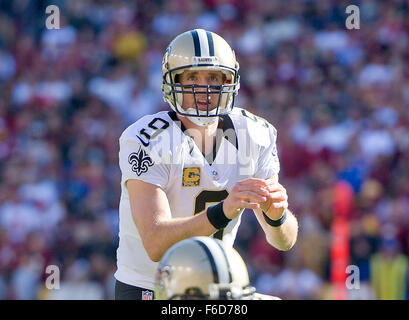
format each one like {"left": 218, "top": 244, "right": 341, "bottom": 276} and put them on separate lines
{"left": 234, "top": 184, "right": 270, "bottom": 197}
{"left": 264, "top": 177, "right": 277, "bottom": 185}
{"left": 266, "top": 182, "right": 285, "bottom": 192}
{"left": 236, "top": 200, "right": 260, "bottom": 210}
{"left": 234, "top": 191, "right": 267, "bottom": 203}
{"left": 271, "top": 201, "right": 288, "bottom": 209}
{"left": 268, "top": 191, "right": 287, "bottom": 201}
{"left": 237, "top": 178, "right": 269, "bottom": 188}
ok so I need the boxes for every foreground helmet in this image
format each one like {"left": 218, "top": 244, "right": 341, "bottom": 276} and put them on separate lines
{"left": 161, "top": 29, "right": 240, "bottom": 126}
{"left": 155, "top": 237, "right": 255, "bottom": 300}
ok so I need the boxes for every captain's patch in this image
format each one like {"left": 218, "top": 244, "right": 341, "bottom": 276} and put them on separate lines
{"left": 182, "top": 167, "right": 200, "bottom": 187}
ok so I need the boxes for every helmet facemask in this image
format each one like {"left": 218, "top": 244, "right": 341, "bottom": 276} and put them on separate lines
{"left": 161, "top": 29, "right": 241, "bottom": 126}
{"left": 162, "top": 65, "right": 240, "bottom": 126}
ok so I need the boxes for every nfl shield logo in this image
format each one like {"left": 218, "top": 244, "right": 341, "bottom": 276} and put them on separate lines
{"left": 142, "top": 290, "right": 153, "bottom": 300}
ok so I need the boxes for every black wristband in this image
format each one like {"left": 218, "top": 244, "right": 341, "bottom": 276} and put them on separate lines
{"left": 262, "top": 210, "right": 287, "bottom": 227}
{"left": 206, "top": 201, "right": 231, "bottom": 230}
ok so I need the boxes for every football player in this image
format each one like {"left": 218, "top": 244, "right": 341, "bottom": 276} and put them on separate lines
{"left": 155, "top": 236, "right": 281, "bottom": 300}
{"left": 115, "top": 29, "right": 298, "bottom": 300}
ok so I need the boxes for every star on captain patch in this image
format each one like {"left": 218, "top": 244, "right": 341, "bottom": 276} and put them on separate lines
{"left": 182, "top": 167, "right": 200, "bottom": 187}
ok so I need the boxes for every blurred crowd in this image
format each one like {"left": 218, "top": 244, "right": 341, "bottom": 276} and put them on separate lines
{"left": 0, "top": 0, "right": 408, "bottom": 300}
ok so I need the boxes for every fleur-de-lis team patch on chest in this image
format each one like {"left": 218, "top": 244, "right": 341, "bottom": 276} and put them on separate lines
{"left": 128, "top": 147, "right": 154, "bottom": 176}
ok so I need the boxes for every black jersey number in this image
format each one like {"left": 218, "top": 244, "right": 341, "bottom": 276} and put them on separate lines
{"left": 136, "top": 118, "right": 169, "bottom": 147}
{"left": 194, "top": 189, "right": 229, "bottom": 240}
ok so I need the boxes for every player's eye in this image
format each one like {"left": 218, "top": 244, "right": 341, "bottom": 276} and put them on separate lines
{"left": 208, "top": 74, "right": 223, "bottom": 85}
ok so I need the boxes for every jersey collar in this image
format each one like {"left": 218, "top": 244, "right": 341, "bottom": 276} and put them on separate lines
{"left": 167, "top": 111, "right": 238, "bottom": 151}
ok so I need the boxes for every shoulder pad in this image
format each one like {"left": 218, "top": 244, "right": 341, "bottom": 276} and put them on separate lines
{"left": 120, "top": 112, "right": 184, "bottom": 163}
{"left": 230, "top": 108, "right": 276, "bottom": 147}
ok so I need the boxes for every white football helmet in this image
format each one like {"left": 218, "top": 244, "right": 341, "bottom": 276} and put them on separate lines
{"left": 161, "top": 29, "right": 240, "bottom": 126}
{"left": 154, "top": 237, "right": 255, "bottom": 300}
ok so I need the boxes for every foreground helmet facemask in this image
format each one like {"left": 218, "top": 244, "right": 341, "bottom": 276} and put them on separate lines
{"left": 162, "top": 29, "right": 240, "bottom": 126}
{"left": 154, "top": 237, "right": 255, "bottom": 300}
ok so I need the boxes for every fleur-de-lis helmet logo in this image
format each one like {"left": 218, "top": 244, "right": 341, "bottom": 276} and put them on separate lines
{"left": 128, "top": 147, "right": 154, "bottom": 176}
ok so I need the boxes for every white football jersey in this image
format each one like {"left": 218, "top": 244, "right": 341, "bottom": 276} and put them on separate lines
{"left": 114, "top": 107, "right": 280, "bottom": 289}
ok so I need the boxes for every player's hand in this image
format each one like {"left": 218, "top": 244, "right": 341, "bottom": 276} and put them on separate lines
{"left": 261, "top": 179, "right": 288, "bottom": 220}
{"left": 222, "top": 178, "right": 271, "bottom": 220}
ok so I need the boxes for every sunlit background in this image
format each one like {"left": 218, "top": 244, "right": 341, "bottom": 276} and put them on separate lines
{"left": 0, "top": 0, "right": 408, "bottom": 300}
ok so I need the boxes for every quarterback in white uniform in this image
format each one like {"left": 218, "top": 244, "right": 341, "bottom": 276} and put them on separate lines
{"left": 114, "top": 29, "right": 298, "bottom": 299}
